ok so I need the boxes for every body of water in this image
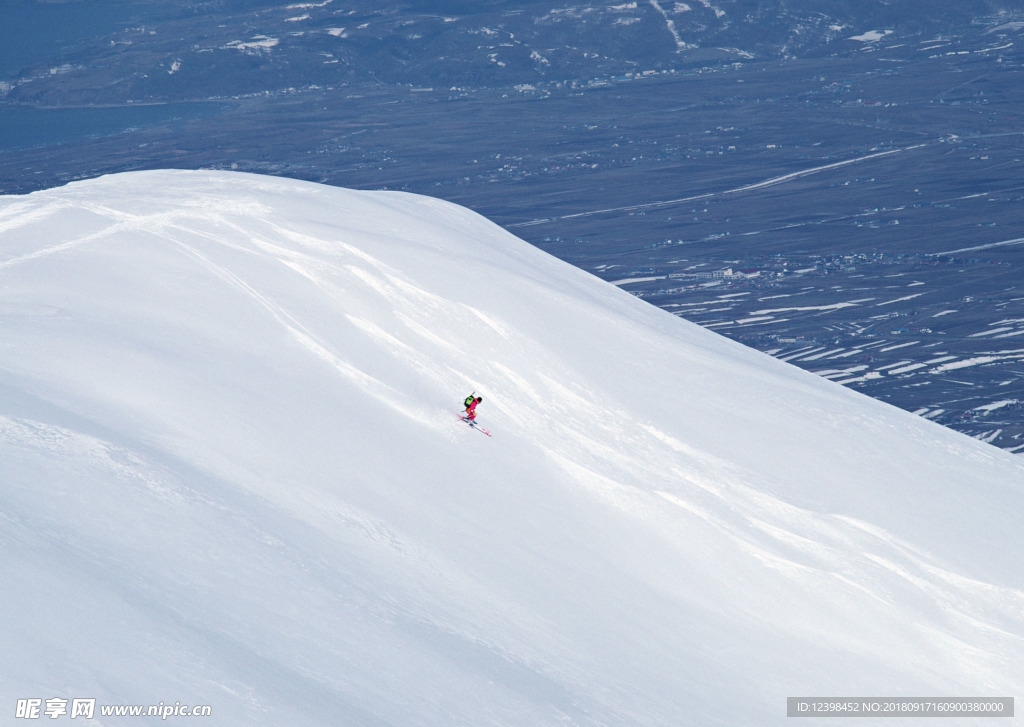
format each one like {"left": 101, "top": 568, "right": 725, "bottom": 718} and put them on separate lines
{"left": 0, "top": 102, "right": 232, "bottom": 153}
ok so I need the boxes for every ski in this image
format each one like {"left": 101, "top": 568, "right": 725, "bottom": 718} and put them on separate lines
{"left": 458, "top": 414, "right": 492, "bottom": 437}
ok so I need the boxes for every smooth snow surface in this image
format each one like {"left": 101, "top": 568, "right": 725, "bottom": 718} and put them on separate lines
{"left": 1, "top": 170, "right": 1022, "bottom": 725}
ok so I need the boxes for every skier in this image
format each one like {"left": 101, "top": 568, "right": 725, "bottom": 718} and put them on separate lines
{"left": 464, "top": 393, "right": 482, "bottom": 421}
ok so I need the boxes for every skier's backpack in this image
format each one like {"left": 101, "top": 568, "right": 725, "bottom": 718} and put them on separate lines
{"left": 464, "top": 395, "right": 475, "bottom": 408}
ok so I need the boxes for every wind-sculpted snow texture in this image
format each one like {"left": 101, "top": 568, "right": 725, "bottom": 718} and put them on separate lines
{"left": 1, "top": 171, "right": 1022, "bottom": 726}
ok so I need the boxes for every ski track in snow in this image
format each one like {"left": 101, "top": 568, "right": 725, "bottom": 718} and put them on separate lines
{"left": 3, "top": 190, "right": 453, "bottom": 427}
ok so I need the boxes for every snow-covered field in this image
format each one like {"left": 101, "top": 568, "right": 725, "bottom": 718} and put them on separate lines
{"left": 1, "top": 171, "right": 1021, "bottom": 725}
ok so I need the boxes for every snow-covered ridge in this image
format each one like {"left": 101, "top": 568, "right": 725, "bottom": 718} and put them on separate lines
{"left": 1, "top": 171, "right": 1022, "bottom": 726}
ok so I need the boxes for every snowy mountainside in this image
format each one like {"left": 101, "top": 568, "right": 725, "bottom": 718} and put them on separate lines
{"left": 1, "top": 170, "right": 1022, "bottom": 726}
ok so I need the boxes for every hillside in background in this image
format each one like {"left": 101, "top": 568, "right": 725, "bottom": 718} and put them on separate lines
{"left": 1, "top": 0, "right": 1018, "bottom": 102}
{"left": 2, "top": 170, "right": 1022, "bottom": 725}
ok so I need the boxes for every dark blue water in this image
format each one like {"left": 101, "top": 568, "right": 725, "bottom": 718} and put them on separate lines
{"left": 0, "top": 103, "right": 231, "bottom": 153}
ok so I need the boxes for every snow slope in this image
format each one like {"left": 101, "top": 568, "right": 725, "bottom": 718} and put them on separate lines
{"left": 1, "top": 170, "right": 1022, "bottom": 725}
